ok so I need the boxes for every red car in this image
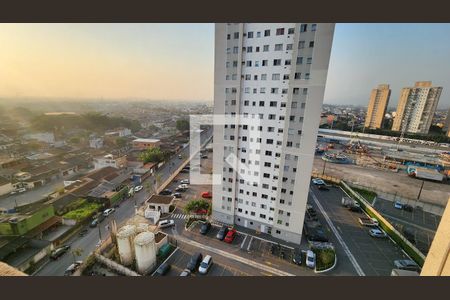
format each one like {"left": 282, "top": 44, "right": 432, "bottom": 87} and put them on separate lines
{"left": 224, "top": 228, "right": 237, "bottom": 243}
{"left": 201, "top": 191, "right": 212, "bottom": 198}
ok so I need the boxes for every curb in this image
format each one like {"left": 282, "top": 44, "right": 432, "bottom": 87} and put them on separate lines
{"left": 314, "top": 253, "right": 337, "bottom": 274}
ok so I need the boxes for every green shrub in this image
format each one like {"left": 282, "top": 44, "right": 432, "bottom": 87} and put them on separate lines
{"left": 63, "top": 201, "right": 101, "bottom": 221}
{"left": 314, "top": 248, "right": 336, "bottom": 271}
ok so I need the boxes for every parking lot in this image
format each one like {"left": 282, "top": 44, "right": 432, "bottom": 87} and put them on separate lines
{"left": 373, "top": 197, "right": 439, "bottom": 255}
{"left": 309, "top": 183, "right": 410, "bottom": 276}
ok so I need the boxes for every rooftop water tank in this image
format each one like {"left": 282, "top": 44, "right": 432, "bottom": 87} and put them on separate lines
{"left": 116, "top": 225, "right": 136, "bottom": 266}
{"left": 134, "top": 231, "right": 156, "bottom": 274}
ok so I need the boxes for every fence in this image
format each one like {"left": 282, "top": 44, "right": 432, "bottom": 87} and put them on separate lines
{"left": 341, "top": 181, "right": 426, "bottom": 266}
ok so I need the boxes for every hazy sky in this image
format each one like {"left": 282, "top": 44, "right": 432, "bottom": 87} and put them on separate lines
{"left": 0, "top": 23, "right": 449, "bottom": 107}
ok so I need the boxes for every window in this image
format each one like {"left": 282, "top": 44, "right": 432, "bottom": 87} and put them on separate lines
{"left": 311, "top": 24, "right": 317, "bottom": 31}
{"left": 266, "top": 139, "right": 274, "bottom": 144}
{"left": 234, "top": 32, "right": 240, "bottom": 39}
{"left": 303, "top": 88, "right": 308, "bottom": 95}
{"left": 256, "top": 46, "right": 260, "bottom": 52}
{"left": 296, "top": 57, "right": 303, "bottom": 65}
{"left": 247, "top": 46, "right": 253, "bottom": 52}
{"left": 288, "top": 27, "right": 295, "bottom": 34}
{"left": 294, "top": 72, "right": 301, "bottom": 79}
{"left": 307, "top": 57, "right": 312, "bottom": 64}
{"left": 293, "top": 88, "right": 299, "bottom": 94}
{"left": 233, "top": 46, "right": 239, "bottom": 53}
{"left": 264, "top": 29, "right": 270, "bottom": 36}
{"left": 260, "top": 87, "right": 266, "bottom": 93}
{"left": 298, "top": 41, "right": 305, "bottom": 49}
{"left": 273, "top": 59, "right": 281, "bottom": 66}
{"left": 245, "top": 74, "right": 251, "bottom": 80}
{"left": 247, "top": 31, "right": 254, "bottom": 38}
{"left": 274, "top": 44, "right": 283, "bottom": 51}
{"left": 255, "top": 61, "right": 259, "bottom": 67}
{"left": 246, "top": 60, "right": 252, "bottom": 67}
{"left": 261, "top": 74, "right": 267, "bottom": 80}
{"left": 257, "top": 31, "right": 261, "bottom": 37}
{"left": 309, "top": 41, "right": 314, "bottom": 48}
{"left": 305, "top": 73, "right": 310, "bottom": 80}
{"left": 272, "top": 73, "right": 280, "bottom": 80}
{"left": 283, "top": 74, "right": 289, "bottom": 80}
{"left": 300, "top": 24, "right": 307, "bottom": 32}
{"left": 270, "top": 101, "right": 277, "bottom": 107}
{"left": 270, "top": 88, "right": 278, "bottom": 94}
{"left": 286, "top": 44, "right": 293, "bottom": 50}
{"left": 227, "top": 34, "right": 230, "bottom": 40}
{"left": 263, "top": 45, "right": 269, "bottom": 52}
{"left": 276, "top": 28, "right": 285, "bottom": 35}
{"left": 285, "top": 59, "right": 291, "bottom": 65}
{"left": 262, "top": 60, "right": 268, "bottom": 66}
{"left": 259, "top": 101, "right": 265, "bottom": 107}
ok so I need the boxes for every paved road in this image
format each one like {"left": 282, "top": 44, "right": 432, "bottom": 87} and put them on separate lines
{"left": 35, "top": 128, "right": 213, "bottom": 276}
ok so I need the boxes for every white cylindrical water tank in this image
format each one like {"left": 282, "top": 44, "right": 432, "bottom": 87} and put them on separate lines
{"left": 134, "top": 231, "right": 156, "bottom": 274}
{"left": 116, "top": 225, "right": 136, "bottom": 266}
{"left": 136, "top": 223, "right": 149, "bottom": 233}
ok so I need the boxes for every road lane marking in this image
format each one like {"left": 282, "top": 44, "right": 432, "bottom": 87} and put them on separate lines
{"left": 240, "top": 235, "right": 248, "bottom": 249}
{"left": 309, "top": 189, "right": 365, "bottom": 276}
{"left": 247, "top": 236, "right": 254, "bottom": 252}
{"left": 175, "top": 235, "right": 295, "bottom": 276}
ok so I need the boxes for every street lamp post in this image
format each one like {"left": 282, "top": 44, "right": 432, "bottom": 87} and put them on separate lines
{"left": 417, "top": 180, "right": 425, "bottom": 200}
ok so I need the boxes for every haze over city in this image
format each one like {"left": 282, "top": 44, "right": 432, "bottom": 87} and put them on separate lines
{"left": 0, "top": 23, "right": 449, "bottom": 107}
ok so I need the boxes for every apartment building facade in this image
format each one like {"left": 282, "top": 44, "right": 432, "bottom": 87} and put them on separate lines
{"left": 392, "top": 81, "right": 443, "bottom": 134}
{"left": 364, "top": 84, "right": 391, "bottom": 129}
{"left": 212, "top": 23, "right": 335, "bottom": 243}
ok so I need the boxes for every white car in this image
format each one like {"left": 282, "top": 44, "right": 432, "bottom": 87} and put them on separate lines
{"left": 177, "top": 184, "right": 189, "bottom": 190}
{"left": 306, "top": 250, "right": 316, "bottom": 269}
{"left": 369, "top": 228, "right": 387, "bottom": 238}
{"left": 64, "top": 261, "right": 83, "bottom": 276}
{"left": 312, "top": 178, "right": 325, "bottom": 185}
{"left": 103, "top": 208, "right": 115, "bottom": 217}
{"left": 134, "top": 185, "right": 143, "bottom": 192}
{"left": 180, "top": 179, "right": 189, "bottom": 184}
{"left": 158, "top": 219, "right": 175, "bottom": 228}
{"left": 10, "top": 188, "right": 26, "bottom": 195}
{"left": 198, "top": 255, "right": 213, "bottom": 274}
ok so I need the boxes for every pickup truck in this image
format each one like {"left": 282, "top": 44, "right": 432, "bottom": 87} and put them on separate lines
{"left": 358, "top": 217, "right": 379, "bottom": 227}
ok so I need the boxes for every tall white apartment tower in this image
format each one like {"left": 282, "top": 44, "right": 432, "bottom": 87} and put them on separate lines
{"left": 212, "top": 23, "right": 335, "bottom": 244}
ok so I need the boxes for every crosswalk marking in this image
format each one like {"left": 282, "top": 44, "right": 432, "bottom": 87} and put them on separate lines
{"left": 171, "top": 213, "right": 188, "bottom": 219}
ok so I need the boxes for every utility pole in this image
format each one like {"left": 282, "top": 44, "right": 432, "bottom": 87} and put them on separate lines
{"left": 98, "top": 225, "right": 102, "bottom": 241}
{"left": 417, "top": 180, "right": 425, "bottom": 200}
{"left": 322, "top": 159, "right": 327, "bottom": 176}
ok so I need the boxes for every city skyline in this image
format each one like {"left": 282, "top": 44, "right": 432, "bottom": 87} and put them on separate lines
{"left": 0, "top": 23, "right": 449, "bottom": 107}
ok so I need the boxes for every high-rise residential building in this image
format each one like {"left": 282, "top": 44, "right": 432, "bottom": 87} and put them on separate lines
{"left": 364, "top": 84, "right": 391, "bottom": 129}
{"left": 443, "top": 107, "right": 450, "bottom": 137}
{"left": 421, "top": 200, "right": 450, "bottom": 276}
{"left": 212, "top": 23, "right": 335, "bottom": 243}
{"left": 391, "top": 81, "right": 443, "bottom": 134}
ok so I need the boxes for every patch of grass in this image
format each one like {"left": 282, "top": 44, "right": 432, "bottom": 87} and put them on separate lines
{"left": 63, "top": 201, "right": 101, "bottom": 222}
{"left": 314, "top": 248, "right": 336, "bottom": 272}
{"left": 352, "top": 187, "right": 377, "bottom": 203}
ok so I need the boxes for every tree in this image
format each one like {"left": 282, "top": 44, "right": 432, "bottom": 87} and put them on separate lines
{"left": 115, "top": 137, "right": 127, "bottom": 148}
{"left": 184, "top": 199, "right": 210, "bottom": 214}
{"left": 176, "top": 119, "right": 190, "bottom": 131}
{"left": 139, "top": 147, "right": 166, "bottom": 163}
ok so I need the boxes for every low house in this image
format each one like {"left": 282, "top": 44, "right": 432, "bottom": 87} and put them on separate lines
{"left": 146, "top": 195, "right": 174, "bottom": 214}
{"left": 132, "top": 138, "right": 161, "bottom": 151}
{"left": 93, "top": 154, "right": 127, "bottom": 170}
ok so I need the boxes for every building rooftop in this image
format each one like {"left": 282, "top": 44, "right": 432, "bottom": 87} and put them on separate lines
{"left": 146, "top": 195, "right": 174, "bottom": 205}
{"left": 0, "top": 262, "right": 27, "bottom": 276}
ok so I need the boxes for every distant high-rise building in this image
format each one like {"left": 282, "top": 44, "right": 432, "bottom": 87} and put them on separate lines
{"left": 443, "top": 107, "right": 450, "bottom": 137}
{"left": 212, "top": 23, "right": 335, "bottom": 243}
{"left": 391, "top": 81, "right": 443, "bottom": 134}
{"left": 364, "top": 84, "right": 391, "bottom": 129}
{"left": 421, "top": 200, "right": 450, "bottom": 276}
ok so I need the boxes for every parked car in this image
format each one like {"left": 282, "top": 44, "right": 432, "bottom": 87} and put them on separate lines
{"left": 173, "top": 192, "right": 182, "bottom": 198}
{"left": 216, "top": 225, "right": 229, "bottom": 240}
{"left": 79, "top": 229, "right": 88, "bottom": 236}
{"left": 175, "top": 187, "right": 187, "bottom": 192}
{"left": 292, "top": 249, "right": 302, "bottom": 265}
{"left": 155, "top": 263, "right": 171, "bottom": 276}
{"left": 134, "top": 185, "right": 143, "bottom": 192}
{"left": 306, "top": 250, "right": 316, "bottom": 269}
{"left": 103, "top": 208, "right": 115, "bottom": 217}
{"left": 64, "top": 261, "right": 83, "bottom": 276}
{"left": 318, "top": 185, "right": 330, "bottom": 191}
{"left": 159, "top": 189, "right": 172, "bottom": 195}
{"left": 180, "top": 179, "right": 189, "bottom": 184}
{"left": 199, "top": 222, "right": 211, "bottom": 235}
{"left": 179, "top": 269, "right": 191, "bottom": 276}
{"left": 200, "top": 154, "right": 208, "bottom": 159}
{"left": 50, "top": 245, "right": 71, "bottom": 260}
{"left": 158, "top": 219, "right": 175, "bottom": 228}
{"left": 394, "top": 201, "right": 403, "bottom": 209}
{"left": 90, "top": 218, "right": 99, "bottom": 228}
{"left": 403, "top": 204, "right": 414, "bottom": 212}
{"left": 177, "top": 184, "right": 189, "bottom": 190}
{"left": 393, "top": 259, "right": 421, "bottom": 272}
{"left": 224, "top": 228, "right": 237, "bottom": 243}
{"left": 178, "top": 154, "right": 183, "bottom": 159}
{"left": 198, "top": 255, "right": 213, "bottom": 274}
{"left": 312, "top": 178, "right": 325, "bottom": 185}
{"left": 369, "top": 228, "right": 387, "bottom": 238}
{"left": 201, "top": 191, "right": 212, "bottom": 198}
{"left": 186, "top": 252, "right": 203, "bottom": 272}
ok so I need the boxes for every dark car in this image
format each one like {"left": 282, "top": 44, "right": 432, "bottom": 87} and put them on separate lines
{"left": 318, "top": 185, "right": 330, "bottom": 191}
{"left": 186, "top": 252, "right": 203, "bottom": 272}
{"left": 292, "top": 249, "right": 302, "bottom": 265}
{"left": 216, "top": 225, "right": 229, "bottom": 240}
{"left": 403, "top": 204, "right": 414, "bottom": 212}
{"left": 155, "top": 263, "right": 171, "bottom": 276}
{"left": 79, "top": 229, "right": 88, "bottom": 236}
{"left": 394, "top": 259, "right": 421, "bottom": 272}
{"left": 173, "top": 192, "right": 182, "bottom": 198}
{"left": 159, "top": 189, "right": 172, "bottom": 196}
{"left": 50, "top": 245, "right": 71, "bottom": 260}
{"left": 349, "top": 205, "right": 362, "bottom": 213}
{"left": 199, "top": 222, "right": 211, "bottom": 235}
